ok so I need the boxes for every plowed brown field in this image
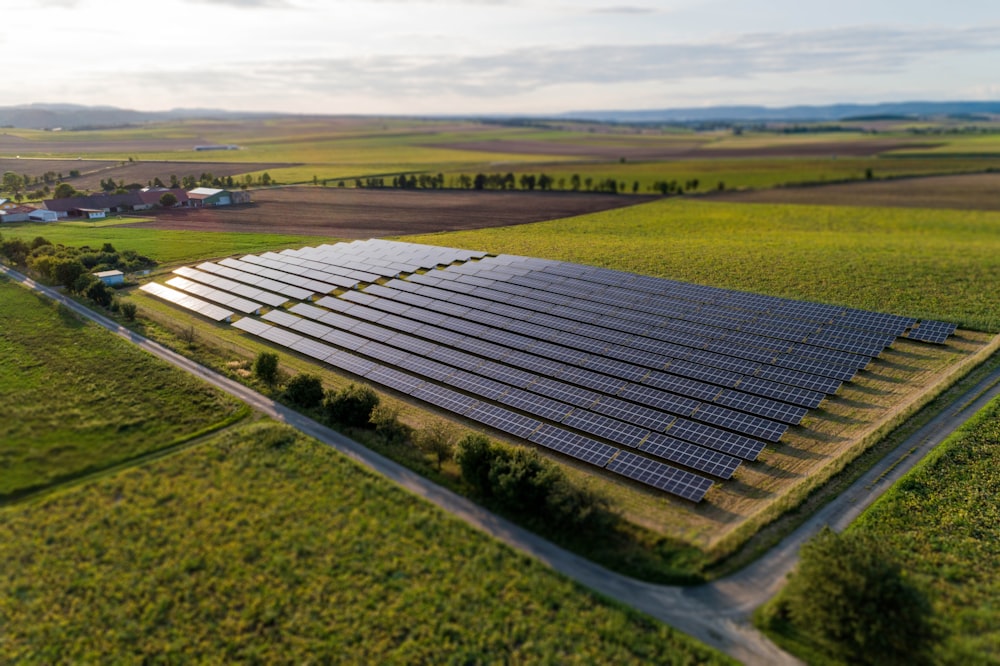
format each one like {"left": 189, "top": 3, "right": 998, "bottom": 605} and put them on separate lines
{"left": 127, "top": 186, "right": 655, "bottom": 238}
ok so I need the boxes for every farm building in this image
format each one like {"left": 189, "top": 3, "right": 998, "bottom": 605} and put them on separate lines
{"left": 0, "top": 205, "right": 37, "bottom": 222}
{"left": 94, "top": 270, "right": 124, "bottom": 286}
{"left": 44, "top": 193, "right": 140, "bottom": 216}
{"left": 187, "top": 187, "right": 249, "bottom": 207}
{"left": 138, "top": 187, "right": 189, "bottom": 208}
{"left": 76, "top": 208, "right": 106, "bottom": 220}
{"left": 28, "top": 208, "right": 59, "bottom": 222}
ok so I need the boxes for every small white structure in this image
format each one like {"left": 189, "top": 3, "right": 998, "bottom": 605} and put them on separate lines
{"left": 28, "top": 209, "right": 59, "bottom": 223}
{"left": 77, "top": 208, "right": 106, "bottom": 220}
{"left": 94, "top": 270, "right": 124, "bottom": 286}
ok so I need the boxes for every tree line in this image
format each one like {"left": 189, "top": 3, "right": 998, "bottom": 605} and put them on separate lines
{"left": 0, "top": 233, "right": 150, "bottom": 318}
{"left": 315, "top": 171, "right": 723, "bottom": 195}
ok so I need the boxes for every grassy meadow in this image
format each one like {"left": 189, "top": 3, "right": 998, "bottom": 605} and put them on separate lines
{"left": 402, "top": 198, "right": 1000, "bottom": 332}
{"left": 0, "top": 224, "right": 322, "bottom": 265}
{"left": 0, "top": 420, "right": 732, "bottom": 665}
{"left": 0, "top": 278, "right": 243, "bottom": 500}
{"left": 760, "top": 391, "right": 1000, "bottom": 664}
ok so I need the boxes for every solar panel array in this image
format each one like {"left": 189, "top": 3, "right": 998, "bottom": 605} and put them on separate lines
{"left": 140, "top": 239, "right": 957, "bottom": 503}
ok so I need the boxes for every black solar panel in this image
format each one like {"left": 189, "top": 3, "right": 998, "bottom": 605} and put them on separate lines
{"left": 605, "top": 451, "right": 713, "bottom": 503}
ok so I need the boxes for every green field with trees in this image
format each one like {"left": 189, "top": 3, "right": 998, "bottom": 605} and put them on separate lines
{"left": 0, "top": 225, "right": 321, "bottom": 265}
{"left": 402, "top": 198, "right": 1000, "bottom": 331}
{"left": 0, "top": 278, "right": 244, "bottom": 500}
{"left": 758, "top": 391, "right": 1000, "bottom": 664}
{"left": 0, "top": 420, "right": 732, "bottom": 665}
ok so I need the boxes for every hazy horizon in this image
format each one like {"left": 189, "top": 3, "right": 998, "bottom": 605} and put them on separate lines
{"left": 4, "top": 0, "right": 1000, "bottom": 116}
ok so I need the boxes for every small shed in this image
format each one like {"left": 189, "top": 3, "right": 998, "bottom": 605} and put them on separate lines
{"left": 94, "top": 270, "right": 124, "bottom": 286}
{"left": 187, "top": 187, "right": 233, "bottom": 207}
{"left": 76, "top": 208, "right": 106, "bottom": 220}
{"left": 28, "top": 209, "right": 59, "bottom": 223}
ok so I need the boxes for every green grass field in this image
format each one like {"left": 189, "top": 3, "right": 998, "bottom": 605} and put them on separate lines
{"left": 0, "top": 420, "right": 732, "bottom": 665}
{"left": 0, "top": 278, "right": 243, "bottom": 500}
{"left": 401, "top": 198, "right": 1000, "bottom": 332}
{"left": 434, "top": 155, "right": 1000, "bottom": 193}
{"left": 761, "top": 390, "right": 1000, "bottom": 664}
{"left": 0, "top": 223, "right": 322, "bottom": 265}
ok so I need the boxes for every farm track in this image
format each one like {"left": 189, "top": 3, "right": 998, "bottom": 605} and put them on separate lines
{"left": 5, "top": 264, "right": 1000, "bottom": 665}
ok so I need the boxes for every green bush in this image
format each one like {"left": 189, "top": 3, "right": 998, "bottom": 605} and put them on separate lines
{"left": 120, "top": 301, "right": 138, "bottom": 321}
{"left": 369, "top": 403, "right": 410, "bottom": 444}
{"left": 455, "top": 435, "right": 610, "bottom": 533}
{"left": 283, "top": 374, "right": 324, "bottom": 409}
{"left": 253, "top": 352, "right": 280, "bottom": 386}
{"left": 783, "top": 527, "right": 937, "bottom": 665}
{"left": 324, "top": 383, "right": 379, "bottom": 428}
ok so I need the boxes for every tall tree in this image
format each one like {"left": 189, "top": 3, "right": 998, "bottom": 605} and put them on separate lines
{"left": 784, "top": 527, "right": 938, "bottom": 665}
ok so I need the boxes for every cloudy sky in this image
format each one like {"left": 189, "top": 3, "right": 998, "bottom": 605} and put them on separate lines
{"left": 4, "top": 0, "right": 999, "bottom": 114}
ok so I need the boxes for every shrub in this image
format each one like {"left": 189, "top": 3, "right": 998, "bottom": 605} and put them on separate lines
{"left": 284, "top": 374, "right": 324, "bottom": 409}
{"left": 414, "top": 420, "right": 458, "bottom": 470}
{"left": 324, "top": 383, "right": 379, "bottom": 428}
{"left": 370, "top": 403, "right": 410, "bottom": 444}
{"left": 783, "top": 527, "right": 937, "bottom": 665}
{"left": 253, "top": 352, "right": 280, "bottom": 386}
{"left": 120, "top": 301, "right": 138, "bottom": 321}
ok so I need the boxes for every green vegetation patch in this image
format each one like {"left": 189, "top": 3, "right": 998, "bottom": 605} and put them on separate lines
{"left": 0, "top": 278, "right": 242, "bottom": 499}
{"left": 0, "top": 421, "right": 732, "bottom": 665}
{"left": 402, "top": 199, "right": 1000, "bottom": 331}
{"left": 0, "top": 224, "right": 321, "bottom": 265}
{"left": 761, "top": 392, "right": 1000, "bottom": 664}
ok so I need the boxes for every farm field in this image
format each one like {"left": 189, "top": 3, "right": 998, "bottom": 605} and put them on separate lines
{"left": 128, "top": 186, "right": 654, "bottom": 237}
{"left": 763, "top": 391, "right": 1000, "bottom": 664}
{"left": 707, "top": 171, "right": 1000, "bottom": 211}
{"left": 0, "top": 277, "right": 243, "bottom": 501}
{"left": 0, "top": 158, "right": 296, "bottom": 193}
{"left": 0, "top": 224, "right": 323, "bottom": 265}
{"left": 0, "top": 420, "right": 732, "bottom": 665}
{"left": 4, "top": 118, "right": 999, "bottom": 195}
{"left": 401, "top": 198, "right": 1000, "bottom": 332}
{"left": 440, "top": 155, "right": 1000, "bottom": 194}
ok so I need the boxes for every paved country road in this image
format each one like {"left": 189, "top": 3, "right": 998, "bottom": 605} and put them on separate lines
{"left": 6, "top": 264, "right": 1000, "bottom": 665}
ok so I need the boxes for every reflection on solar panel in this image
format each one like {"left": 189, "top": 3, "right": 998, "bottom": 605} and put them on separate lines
{"left": 139, "top": 282, "right": 234, "bottom": 322}
{"left": 144, "top": 239, "right": 957, "bottom": 502}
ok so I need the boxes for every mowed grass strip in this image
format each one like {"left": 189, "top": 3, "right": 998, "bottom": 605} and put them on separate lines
{"left": 0, "top": 224, "right": 322, "bottom": 265}
{"left": 0, "top": 421, "right": 733, "bottom": 665}
{"left": 401, "top": 198, "right": 1000, "bottom": 332}
{"left": 0, "top": 278, "right": 242, "bottom": 499}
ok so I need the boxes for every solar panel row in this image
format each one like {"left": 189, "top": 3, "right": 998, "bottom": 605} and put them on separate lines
{"left": 141, "top": 239, "right": 957, "bottom": 504}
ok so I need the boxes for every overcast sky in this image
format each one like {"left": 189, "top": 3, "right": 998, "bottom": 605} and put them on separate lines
{"left": 3, "top": 0, "right": 999, "bottom": 115}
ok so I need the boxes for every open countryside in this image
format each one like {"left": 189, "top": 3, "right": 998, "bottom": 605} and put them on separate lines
{"left": 3, "top": 108, "right": 1000, "bottom": 665}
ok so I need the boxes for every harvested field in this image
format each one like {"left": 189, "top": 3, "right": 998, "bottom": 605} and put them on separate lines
{"left": 706, "top": 172, "right": 1000, "bottom": 211}
{"left": 127, "top": 186, "right": 655, "bottom": 237}
{"left": 0, "top": 158, "right": 294, "bottom": 192}
{"left": 435, "top": 139, "right": 942, "bottom": 160}
{"left": 0, "top": 134, "right": 206, "bottom": 154}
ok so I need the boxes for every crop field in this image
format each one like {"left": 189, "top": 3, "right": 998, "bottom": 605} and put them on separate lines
{"left": 439, "top": 155, "right": 1000, "bottom": 194}
{"left": 764, "top": 391, "right": 1000, "bottom": 664}
{"left": 707, "top": 171, "right": 1000, "bottom": 211}
{"left": 7, "top": 118, "right": 997, "bottom": 194}
{"left": 0, "top": 223, "right": 322, "bottom": 265}
{"left": 0, "top": 278, "right": 243, "bottom": 500}
{"left": 126, "top": 186, "right": 653, "bottom": 238}
{"left": 402, "top": 198, "right": 1000, "bottom": 332}
{"left": 0, "top": 158, "right": 295, "bottom": 193}
{"left": 0, "top": 420, "right": 731, "bottom": 665}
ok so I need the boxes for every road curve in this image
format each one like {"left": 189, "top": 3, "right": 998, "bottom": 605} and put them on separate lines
{"left": 6, "top": 264, "right": 998, "bottom": 665}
